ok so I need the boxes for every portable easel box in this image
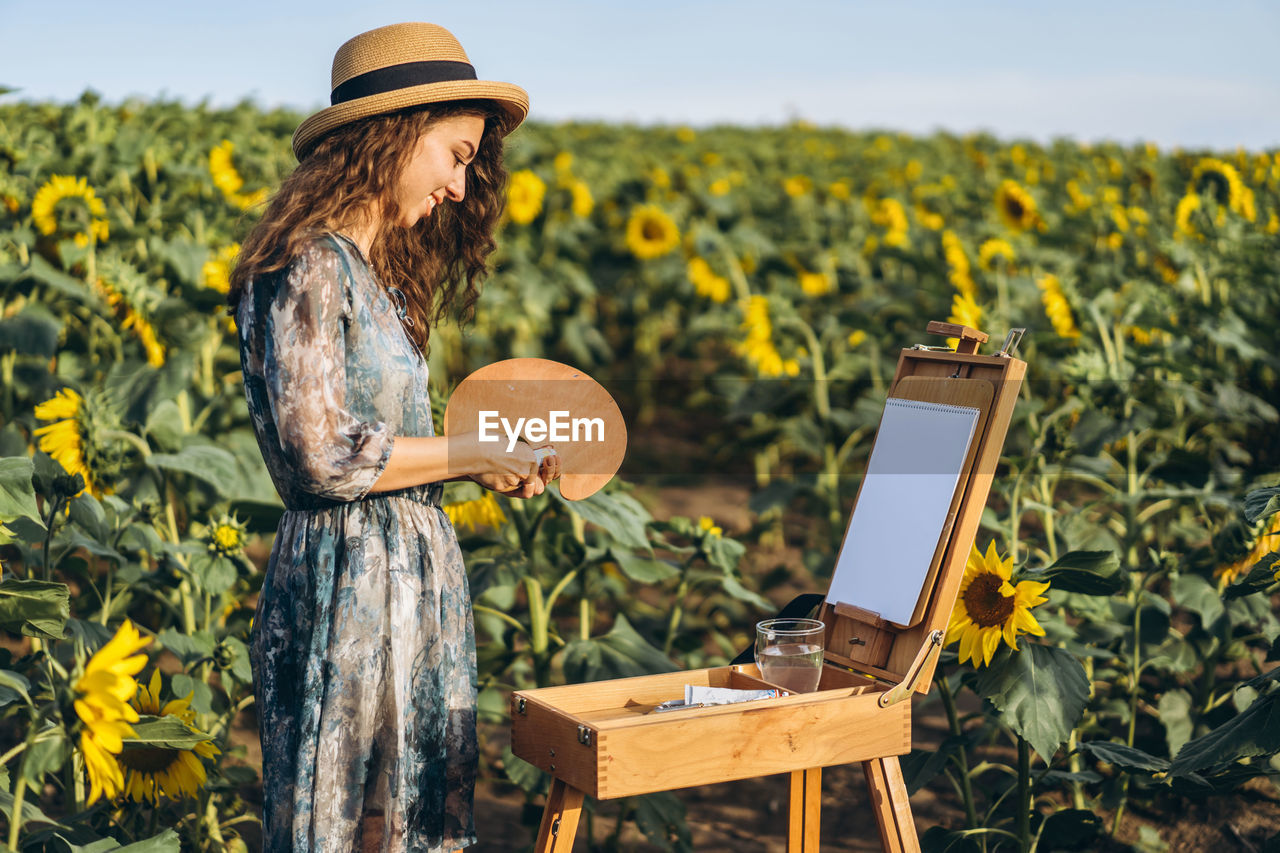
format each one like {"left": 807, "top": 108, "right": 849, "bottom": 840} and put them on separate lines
{"left": 511, "top": 322, "right": 1027, "bottom": 852}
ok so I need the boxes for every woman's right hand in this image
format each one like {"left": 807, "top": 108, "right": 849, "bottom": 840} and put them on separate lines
{"left": 451, "top": 431, "right": 545, "bottom": 497}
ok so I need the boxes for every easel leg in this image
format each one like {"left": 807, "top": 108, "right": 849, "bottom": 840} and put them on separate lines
{"left": 787, "top": 767, "right": 822, "bottom": 852}
{"left": 862, "top": 756, "right": 920, "bottom": 853}
{"left": 535, "top": 778, "right": 584, "bottom": 853}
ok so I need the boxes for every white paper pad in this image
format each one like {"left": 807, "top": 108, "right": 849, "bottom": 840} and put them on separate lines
{"left": 825, "top": 398, "right": 980, "bottom": 627}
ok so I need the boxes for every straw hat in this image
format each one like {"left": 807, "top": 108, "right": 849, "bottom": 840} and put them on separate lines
{"left": 291, "top": 22, "right": 529, "bottom": 160}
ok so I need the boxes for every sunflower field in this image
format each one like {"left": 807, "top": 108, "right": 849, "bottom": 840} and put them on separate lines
{"left": 0, "top": 90, "right": 1279, "bottom": 852}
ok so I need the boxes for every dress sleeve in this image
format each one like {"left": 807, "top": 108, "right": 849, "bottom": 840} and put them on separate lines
{"left": 260, "top": 239, "right": 394, "bottom": 501}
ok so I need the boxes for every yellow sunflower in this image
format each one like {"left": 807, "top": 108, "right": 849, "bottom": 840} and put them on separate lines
{"left": 1175, "top": 192, "right": 1203, "bottom": 240}
{"left": 687, "top": 257, "right": 730, "bottom": 303}
{"left": 97, "top": 278, "right": 165, "bottom": 367}
{"left": 977, "top": 238, "right": 1015, "bottom": 271}
{"left": 870, "top": 198, "right": 911, "bottom": 247}
{"left": 568, "top": 180, "right": 594, "bottom": 218}
{"left": 34, "top": 388, "right": 98, "bottom": 497}
{"left": 204, "top": 512, "right": 249, "bottom": 557}
{"left": 737, "top": 296, "right": 798, "bottom": 377}
{"left": 202, "top": 243, "right": 240, "bottom": 294}
{"left": 1064, "top": 179, "right": 1094, "bottom": 214}
{"left": 945, "top": 292, "right": 983, "bottom": 350}
{"left": 994, "top": 179, "right": 1040, "bottom": 231}
{"left": 946, "top": 542, "right": 1050, "bottom": 667}
{"left": 1215, "top": 512, "right": 1280, "bottom": 589}
{"left": 783, "top": 175, "right": 813, "bottom": 197}
{"left": 444, "top": 491, "right": 508, "bottom": 532}
{"left": 30, "top": 175, "right": 110, "bottom": 247}
{"left": 208, "top": 140, "right": 268, "bottom": 211}
{"left": 506, "top": 169, "right": 546, "bottom": 225}
{"left": 121, "top": 311, "right": 166, "bottom": 368}
{"left": 624, "top": 204, "right": 680, "bottom": 260}
{"left": 941, "top": 231, "right": 976, "bottom": 300}
{"left": 119, "top": 670, "right": 219, "bottom": 803}
{"left": 798, "top": 270, "right": 834, "bottom": 296}
{"left": 1189, "top": 157, "right": 1247, "bottom": 217}
{"left": 75, "top": 619, "right": 151, "bottom": 804}
{"left": 1036, "top": 274, "right": 1080, "bottom": 340}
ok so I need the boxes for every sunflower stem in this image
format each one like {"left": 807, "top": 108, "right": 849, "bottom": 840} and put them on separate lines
{"left": 663, "top": 575, "right": 691, "bottom": 658}
{"left": 99, "top": 428, "right": 151, "bottom": 460}
{"left": 40, "top": 494, "right": 65, "bottom": 582}
{"left": 7, "top": 723, "right": 41, "bottom": 851}
{"left": 1017, "top": 736, "right": 1031, "bottom": 852}
{"left": 938, "top": 674, "right": 979, "bottom": 830}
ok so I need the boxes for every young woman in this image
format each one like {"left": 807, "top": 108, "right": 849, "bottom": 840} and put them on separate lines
{"left": 226, "top": 22, "right": 553, "bottom": 852}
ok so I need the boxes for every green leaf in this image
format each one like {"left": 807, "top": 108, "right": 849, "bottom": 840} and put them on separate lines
{"left": 719, "top": 575, "right": 771, "bottom": 611}
{"left": 0, "top": 789, "right": 66, "bottom": 830}
{"left": 1169, "top": 690, "right": 1280, "bottom": 775}
{"left": 145, "top": 400, "right": 185, "bottom": 452}
{"left": 1079, "top": 740, "right": 1169, "bottom": 772}
{"left": 24, "top": 727, "right": 69, "bottom": 788}
{"left": 148, "top": 446, "right": 239, "bottom": 496}
{"left": 973, "top": 644, "right": 1089, "bottom": 762}
{"left": 124, "top": 715, "right": 214, "bottom": 750}
{"left": 0, "top": 456, "right": 44, "bottom": 529}
{"left": 610, "top": 549, "right": 679, "bottom": 583}
{"left": 0, "top": 305, "right": 61, "bottom": 358}
{"left": 631, "top": 791, "right": 692, "bottom": 851}
{"left": 1245, "top": 486, "right": 1280, "bottom": 524}
{"left": 1170, "top": 573, "right": 1224, "bottom": 627}
{"left": 552, "top": 487, "right": 651, "bottom": 551}
{"left": 0, "top": 669, "right": 31, "bottom": 707}
{"left": 169, "top": 673, "right": 213, "bottom": 714}
{"left": 560, "top": 613, "right": 677, "bottom": 684}
{"left": 21, "top": 255, "right": 99, "bottom": 304}
{"left": 1036, "top": 809, "right": 1102, "bottom": 848}
{"left": 1159, "top": 688, "right": 1194, "bottom": 758}
{"left": 68, "top": 492, "right": 109, "bottom": 542}
{"left": 500, "top": 745, "right": 545, "bottom": 794}
{"left": 702, "top": 534, "right": 747, "bottom": 575}
{"left": 189, "top": 552, "right": 237, "bottom": 595}
{"left": 0, "top": 579, "right": 70, "bottom": 639}
{"left": 1020, "top": 550, "right": 1125, "bottom": 596}
{"left": 156, "top": 628, "right": 216, "bottom": 666}
{"left": 218, "top": 636, "right": 252, "bottom": 683}
{"left": 116, "top": 829, "right": 182, "bottom": 852}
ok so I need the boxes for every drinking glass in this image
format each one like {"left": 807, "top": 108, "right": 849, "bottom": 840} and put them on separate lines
{"left": 755, "top": 618, "right": 825, "bottom": 693}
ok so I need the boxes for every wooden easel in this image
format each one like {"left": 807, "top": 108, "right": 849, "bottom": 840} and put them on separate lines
{"left": 513, "top": 322, "right": 1027, "bottom": 852}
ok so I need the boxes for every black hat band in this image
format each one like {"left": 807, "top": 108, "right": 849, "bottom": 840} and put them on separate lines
{"left": 331, "top": 60, "right": 478, "bottom": 105}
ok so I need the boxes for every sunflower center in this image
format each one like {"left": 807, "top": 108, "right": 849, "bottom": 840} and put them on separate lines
{"left": 962, "top": 572, "right": 1016, "bottom": 628}
{"left": 118, "top": 745, "right": 182, "bottom": 774}
{"left": 1006, "top": 197, "right": 1025, "bottom": 221}
{"left": 1199, "top": 172, "right": 1230, "bottom": 205}
{"left": 641, "top": 220, "right": 666, "bottom": 241}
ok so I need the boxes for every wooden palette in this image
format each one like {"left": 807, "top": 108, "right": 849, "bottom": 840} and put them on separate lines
{"left": 443, "top": 358, "right": 627, "bottom": 500}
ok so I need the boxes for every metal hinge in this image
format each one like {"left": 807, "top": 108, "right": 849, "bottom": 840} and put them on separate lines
{"left": 516, "top": 697, "right": 526, "bottom": 715}
{"left": 878, "top": 630, "right": 945, "bottom": 707}
{"left": 576, "top": 725, "right": 593, "bottom": 746}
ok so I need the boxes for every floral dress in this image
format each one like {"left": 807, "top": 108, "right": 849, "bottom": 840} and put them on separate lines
{"left": 236, "top": 232, "right": 477, "bottom": 852}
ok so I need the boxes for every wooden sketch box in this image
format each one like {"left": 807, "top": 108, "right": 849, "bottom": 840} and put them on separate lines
{"left": 511, "top": 322, "right": 1027, "bottom": 852}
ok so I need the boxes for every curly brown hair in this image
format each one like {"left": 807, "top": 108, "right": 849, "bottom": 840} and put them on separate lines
{"left": 226, "top": 100, "right": 510, "bottom": 354}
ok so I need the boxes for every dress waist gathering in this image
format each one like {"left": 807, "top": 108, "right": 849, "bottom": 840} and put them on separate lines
{"left": 283, "top": 481, "right": 445, "bottom": 512}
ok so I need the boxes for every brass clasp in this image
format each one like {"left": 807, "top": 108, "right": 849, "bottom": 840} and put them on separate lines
{"left": 878, "top": 630, "right": 944, "bottom": 707}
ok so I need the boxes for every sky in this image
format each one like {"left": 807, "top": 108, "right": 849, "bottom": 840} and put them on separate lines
{"left": 4, "top": 0, "right": 1279, "bottom": 151}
